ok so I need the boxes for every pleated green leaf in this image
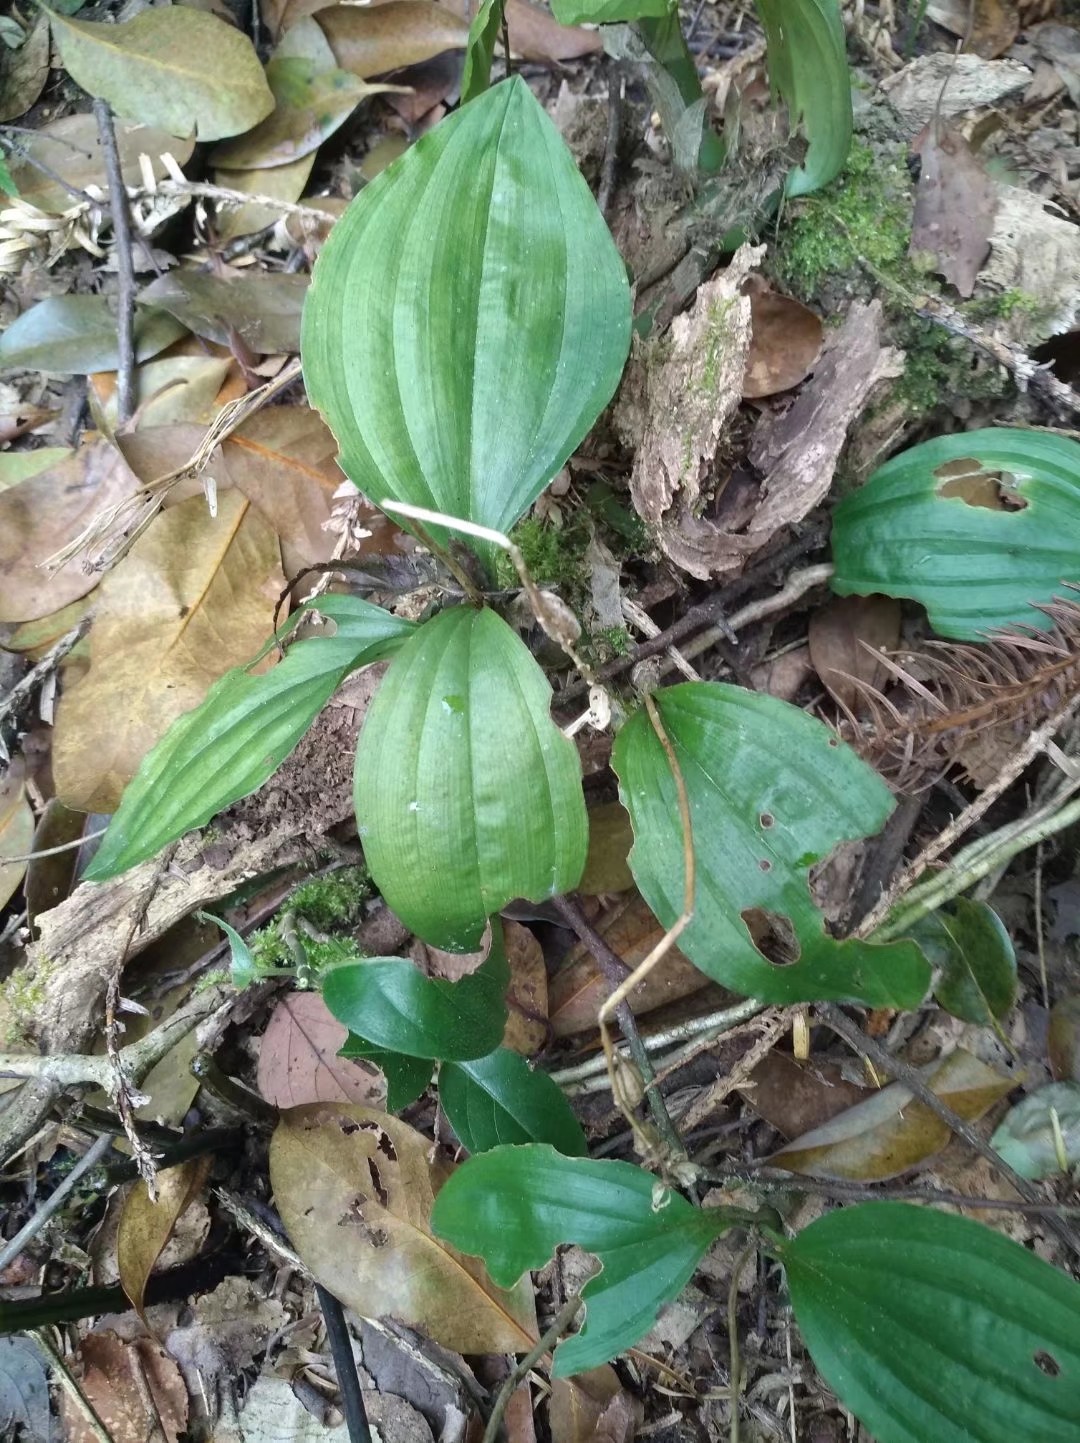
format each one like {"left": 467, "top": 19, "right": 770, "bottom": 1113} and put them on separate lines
{"left": 323, "top": 927, "right": 510, "bottom": 1061}
{"left": 430, "top": 1145, "right": 732, "bottom": 1375}
{"left": 87, "top": 596, "right": 413, "bottom": 880}
{"left": 440, "top": 1049, "right": 588, "bottom": 1154}
{"left": 354, "top": 606, "right": 588, "bottom": 951}
{"left": 301, "top": 76, "right": 630, "bottom": 565}
{"left": 832, "top": 428, "right": 1080, "bottom": 639}
{"left": 612, "top": 683, "right": 930, "bottom": 1007}
{"left": 782, "top": 1203, "right": 1080, "bottom": 1443}
{"left": 756, "top": 0, "right": 852, "bottom": 197}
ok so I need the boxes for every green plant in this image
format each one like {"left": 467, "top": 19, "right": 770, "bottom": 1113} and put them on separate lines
{"left": 84, "top": 65, "right": 1080, "bottom": 1443}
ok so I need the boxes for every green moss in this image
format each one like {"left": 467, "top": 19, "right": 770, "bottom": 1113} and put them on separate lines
{"left": 288, "top": 865, "right": 371, "bottom": 931}
{"left": 2, "top": 955, "right": 57, "bottom": 1040}
{"left": 494, "top": 515, "right": 592, "bottom": 595}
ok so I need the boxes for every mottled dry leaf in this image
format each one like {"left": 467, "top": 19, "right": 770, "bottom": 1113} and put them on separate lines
{"left": 240, "top": 1376, "right": 434, "bottom": 1443}
{"left": 140, "top": 271, "right": 309, "bottom": 355}
{"left": 747, "top": 302, "right": 904, "bottom": 544}
{"left": 3, "top": 113, "right": 195, "bottom": 215}
{"left": 910, "top": 120, "right": 996, "bottom": 298}
{"left": 0, "top": 773, "right": 33, "bottom": 912}
{"left": 739, "top": 1051, "right": 869, "bottom": 1139}
{"left": 60, "top": 1334, "right": 187, "bottom": 1443}
{"left": 316, "top": 3, "right": 469, "bottom": 79}
{"left": 52, "top": 489, "right": 284, "bottom": 813}
{"left": 502, "top": 919, "right": 549, "bottom": 1056}
{"left": 270, "top": 1104, "right": 538, "bottom": 1353}
{"left": 90, "top": 353, "right": 237, "bottom": 432}
{"left": 258, "top": 992, "right": 385, "bottom": 1106}
{"left": 550, "top": 893, "right": 710, "bottom": 1037}
{"left": 768, "top": 1049, "right": 1016, "bottom": 1181}
{"left": 215, "top": 153, "right": 316, "bottom": 241}
{"left": 807, "top": 593, "right": 902, "bottom": 713}
{"left": 620, "top": 246, "right": 759, "bottom": 580}
{"left": 0, "top": 438, "right": 141, "bottom": 624}
{"left": 0, "top": 14, "right": 49, "bottom": 123}
{"left": 117, "top": 1157, "right": 213, "bottom": 1319}
{"left": 549, "top": 1364, "right": 641, "bottom": 1443}
{"left": 742, "top": 277, "right": 823, "bottom": 398}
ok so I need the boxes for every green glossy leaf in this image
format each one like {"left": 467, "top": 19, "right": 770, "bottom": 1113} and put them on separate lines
{"left": 86, "top": 596, "right": 413, "bottom": 880}
{"left": 832, "top": 428, "right": 1080, "bottom": 639}
{"left": 0, "top": 297, "right": 184, "bottom": 374}
{"left": 430, "top": 1144, "right": 732, "bottom": 1375}
{"left": 911, "top": 898, "right": 1017, "bottom": 1025}
{"left": 338, "top": 1036, "right": 432, "bottom": 1111}
{"left": 302, "top": 76, "right": 630, "bottom": 562}
{"left": 756, "top": 0, "right": 852, "bottom": 197}
{"left": 354, "top": 605, "right": 587, "bottom": 951}
{"left": 460, "top": 0, "right": 503, "bottom": 103}
{"left": 781, "top": 1202, "right": 1080, "bottom": 1443}
{"left": 612, "top": 683, "right": 930, "bottom": 1007}
{"left": 201, "top": 914, "right": 258, "bottom": 988}
{"left": 322, "top": 928, "right": 510, "bottom": 1061}
{"left": 551, "top": 0, "right": 668, "bottom": 23}
{"left": 991, "top": 1082, "right": 1080, "bottom": 1180}
{"left": 441, "top": 1049, "right": 588, "bottom": 1155}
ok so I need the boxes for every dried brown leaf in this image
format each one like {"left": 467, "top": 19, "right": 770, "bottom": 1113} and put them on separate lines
{"left": 270, "top": 1103, "right": 538, "bottom": 1353}
{"left": 316, "top": 2, "right": 469, "bottom": 78}
{"left": 807, "top": 593, "right": 903, "bottom": 713}
{"left": 910, "top": 120, "right": 996, "bottom": 298}
{"left": 117, "top": 1157, "right": 213, "bottom": 1319}
{"left": 578, "top": 800, "right": 635, "bottom": 897}
{"left": 0, "top": 772, "right": 33, "bottom": 912}
{"left": 258, "top": 991, "right": 386, "bottom": 1107}
{"left": 139, "top": 270, "right": 310, "bottom": 355}
{"left": 742, "top": 277, "right": 823, "bottom": 399}
{"left": 52, "top": 489, "right": 284, "bottom": 812}
{"left": 503, "top": 0, "right": 603, "bottom": 62}
{"left": 60, "top": 1333, "right": 187, "bottom": 1443}
{"left": 0, "top": 14, "right": 49, "bottom": 124}
{"left": 549, "top": 1365, "right": 641, "bottom": 1443}
{"left": 739, "top": 1050, "right": 869, "bottom": 1139}
{"left": 502, "top": 918, "right": 549, "bottom": 1056}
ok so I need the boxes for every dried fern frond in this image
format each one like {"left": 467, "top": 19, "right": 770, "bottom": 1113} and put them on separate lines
{"left": 849, "top": 590, "right": 1080, "bottom": 791}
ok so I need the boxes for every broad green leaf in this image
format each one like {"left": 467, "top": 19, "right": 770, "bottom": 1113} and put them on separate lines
{"left": 911, "top": 898, "right": 1017, "bottom": 1026}
{"left": 354, "top": 606, "right": 588, "bottom": 951}
{"left": 551, "top": 0, "right": 668, "bottom": 23}
{"left": 338, "top": 1036, "right": 432, "bottom": 1111}
{"left": 0, "top": 297, "right": 184, "bottom": 374}
{"left": 756, "top": 0, "right": 852, "bottom": 197}
{"left": 612, "top": 683, "right": 930, "bottom": 1007}
{"left": 831, "top": 428, "right": 1080, "bottom": 639}
{"left": 85, "top": 596, "right": 413, "bottom": 880}
{"left": 48, "top": 6, "right": 274, "bottom": 142}
{"left": 781, "top": 1202, "right": 1080, "bottom": 1443}
{"left": 302, "top": 76, "right": 630, "bottom": 562}
{"left": 991, "top": 1082, "right": 1080, "bottom": 1180}
{"left": 460, "top": 0, "right": 504, "bottom": 103}
{"left": 322, "top": 926, "right": 511, "bottom": 1061}
{"left": 430, "top": 1144, "right": 733, "bottom": 1375}
{"left": 441, "top": 1049, "right": 588, "bottom": 1154}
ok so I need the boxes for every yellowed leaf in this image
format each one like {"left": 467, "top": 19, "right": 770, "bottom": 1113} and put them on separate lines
{"left": 502, "top": 919, "right": 549, "bottom": 1056}
{"left": 117, "top": 1157, "right": 212, "bottom": 1319}
{"left": 315, "top": 2, "right": 469, "bottom": 79}
{"left": 52, "top": 489, "right": 284, "bottom": 812}
{"left": 215, "top": 154, "right": 316, "bottom": 241}
{"left": 270, "top": 1103, "right": 538, "bottom": 1353}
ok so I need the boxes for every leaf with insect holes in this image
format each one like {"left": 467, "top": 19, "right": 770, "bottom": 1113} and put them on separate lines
{"left": 780, "top": 1202, "right": 1080, "bottom": 1443}
{"left": 47, "top": 5, "right": 274, "bottom": 141}
{"left": 440, "top": 1049, "right": 588, "bottom": 1154}
{"left": 431, "top": 1144, "right": 740, "bottom": 1375}
{"left": 832, "top": 427, "right": 1080, "bottom": 639}
{"left": 85, "top": 594, "right": 414, "bottom": 879}
{"left": 612, "top": 683, "right": 931, "bottom": 1007}
{"left": 271, "top": 1104, "right": 538, "bottom": 1354}
{"left": 301, "top": 76, "right": 629, "bottom": 566}
{"left": 322, "top": 923, "right": 511, "bottom": 1061}
{"left": 354, "top": 606, "right": 587, "bottom": 951}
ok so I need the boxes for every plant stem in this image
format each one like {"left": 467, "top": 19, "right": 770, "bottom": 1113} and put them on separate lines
{"left": 481, "top": 1295, "right": 582, "bottom": 1443}
{"left": 317, "top": 1285, "right": 372, "bottom": 1443}
{"left": 93, "top": 99, "right": 136, "bottom": 426}
{"left": 728, "top": 1238, "right": 757, "bottom": 1443}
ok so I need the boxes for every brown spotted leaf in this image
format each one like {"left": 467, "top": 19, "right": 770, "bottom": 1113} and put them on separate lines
{"left": 60, "top": 1333, "right": 187, "bottom": 1443}
{"left": 910, "top": 119, "right": 996, "bottom": 298}
{"left": 270, "top": 1103, "right": 538, "bottom": 1353}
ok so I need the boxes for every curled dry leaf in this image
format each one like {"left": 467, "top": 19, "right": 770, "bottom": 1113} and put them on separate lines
{"left": 2, "top": 113, "right": 195, "bottom": 215}
{"left": 316, "top": 2, "right": 470, "bottom": 79}
{"left": 910, "top": 119, "right": 996, "bottom": 299}
{"left": 139, "top": 271, "right": 309, "bottom": 356}
{"left": 742, "top": 277, "right": 823, "bottom": 399}
{"left": 0, "top": 437, "right": 141, "bottom": 624}
{"left": 807, "top": 593, "right": 902, "bottom": 714}
{"left": 117, "top": 1157, "right": 213, "bottom": 1320}
{"left": 0, "top": 14, "right": 50, "bottom": 124}
{"left": 549, "top": 1364, "right": 642, "bottom": 1443}
{"left": 52, "top": 489, "right": 284, "bottom": 813}
{"left": 60, "top": 1333, "right": 187, "bottom": 1443}
{"left": 768, "top": 1049, "right": 1016, "bottom": 1181}
{"left": 502, "top": 918, "right": 550, "bottom": 1056}
{"left": 550, "top": 892, "right": 711, "bottom": 1037}
{"left": 270, "top": 1103, "right": 538, "bottom": 1353}
{"left": 257, "top": 991, "right": 386, "bottom": 1107}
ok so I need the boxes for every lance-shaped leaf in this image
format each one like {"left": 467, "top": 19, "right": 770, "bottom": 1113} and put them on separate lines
{"left": 912, "top": 898, "right": 1018, "bottom": 1026}
{"left": 301, "top": 75, "right": 630, "bottom": 563}
{"left": 756, "top": 0, "right": 852, "bottom": 198}
{"left": 440, "top": 1049, "right": 588, "bottom": 1155}
{"left": 612, "top": 683, "right": 930, "bottom": 1007}
{"left": 430, "top": 1144, "right": 735, "bottom": 1375}
{"left": 354, "top": 605, "right": 588, "bottom": 951}
{"left": 831, "top": 428, "right": 1080, "bottom": 640}
{"left": 781, "top": 1203, "right": 1080, "bottom": 1443}
{"left": 323, "top": 925, "right": 511, "bottom": 1061}
{"left": 86, "top": 596, "right": 413, "bottom": 880}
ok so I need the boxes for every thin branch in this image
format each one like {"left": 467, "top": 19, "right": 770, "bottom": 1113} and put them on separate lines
{"left": 728, "top": 1238, "right": 757, "bottom": 1443}
{"left": 0, "top": 618, "right": 92, "bottom": 741}
{"left": 317, "top": 1286, "right": 372, "bottom": 1443}
{"left": 481, "top": 1295, "right": 583, "bottom": 1443}
{"left": 93, "top": 100, "right": 136, "bottom": 425}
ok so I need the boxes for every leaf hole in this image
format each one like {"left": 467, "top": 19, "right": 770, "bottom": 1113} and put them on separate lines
{"left": 934, "top": 458, "right": 1028, "bottom": 512}
{"left": 741, "top": 907, "right": 801, "bottom": 966}
{"left": 759, "top": 859, "right": 772, "bottom": 872}
{"left": 759, "top": 812, "right": 775, "bottom": 829}
{"left": 367, "top": 1157, "right": 389, "bottom": 1209}
{"left": 1033, "top": 1350, "right": 1061, "bottom": 1378}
